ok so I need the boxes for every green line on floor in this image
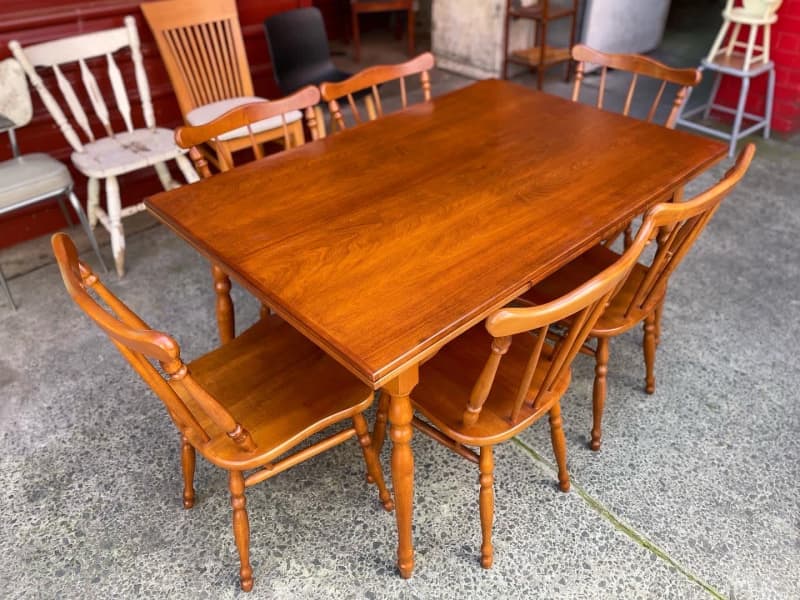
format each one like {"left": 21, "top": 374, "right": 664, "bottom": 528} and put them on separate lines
{"left": 512, "top": 437, "right": 727, "bottom": 600}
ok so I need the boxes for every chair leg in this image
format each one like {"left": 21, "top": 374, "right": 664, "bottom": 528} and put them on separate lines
{"left": 105, "top": 176, "right": 126, "bottom": 277}
{"left": 654, "top": 300, "right": 664, "bottom": 347}
{"left": 353, "top": 413, "right": 394, "bottom": 512}
{"left": 154, "top": 161, "right": 179, "bottom": 191}
{"left": 549, "top": 402, "right": 570, "bottom": 492}
{"left": 0, "top": 265, "right": 16, "bottom": 311}
{"left": 212, "top": 264, "right": 235, "bottom": 344}
{"left": 228, "top": 471, "right": 253, "bottom": 592}
{"left": 643, "top": 313, "right": 657, "bottom": 394}
{"left": 537, "top": 22, "right": 548, "bottom": 91}
{"left": 707, "top": 19, "right": 729, "bottom": 62}
{"left": 56, "top": 195, "right": 74, "bottom": 227}
{"left": 743, "top": 24, "right": 758, "bottom": 72}
{"left": 67, "top": 191, "right": 108, "bottom": 273}
{"left": 181, "top": 435, "right": 196, "bottom": 509}
{"left": 591, "top": 337, "right": 609, "bottom": 451}
{"left": 352, "top": 10, "right": 361, "bottom": 62}
{"left": 478, "top": 445, "right": 494, "bottom": 568}
{"left": 371, "top": 390, "right": 390, "bottom": 457}
{"left": 87, "top": 177, "right": 100, "bottom": 228}
{"left": 175, "top": 153, "right": 200, "bottom": 184}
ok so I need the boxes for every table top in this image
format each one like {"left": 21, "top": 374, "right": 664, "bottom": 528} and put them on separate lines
{"left": 147, "top": 79, "right": 726, "bottom": 388}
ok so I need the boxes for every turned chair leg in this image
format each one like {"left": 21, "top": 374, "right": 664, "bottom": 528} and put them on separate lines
{"left": 549, "top": 402, "right": 571, "bottom": 492}
{"left": 181, "top": 435, "right": 196, "bottom": 508}
{"left": 478, "top": 445, "right": 494, "bottom": 568}
{"left": 353, "top": 413, "right": 394, "bottom": 511}
{"left": 105, "top": 175, "right": 126, "bottom": 277}
{"left": 366, "top": 390, "right": 390, "bottom": 483}
{"left": 591, "top": 337, "right": 609, "bottom": 451}
{"left": 228, "top": 471, "right": 253, "bottom": 592}
{"left": 643, "top": 313, "right": 657, "bottom": 394}
{"left": 212, "top": 264, "right": 235, "bottom": 344}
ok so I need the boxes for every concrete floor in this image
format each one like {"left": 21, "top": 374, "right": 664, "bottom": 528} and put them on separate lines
{"left": 1, "top": 21, "right": 799, "bottom": 600}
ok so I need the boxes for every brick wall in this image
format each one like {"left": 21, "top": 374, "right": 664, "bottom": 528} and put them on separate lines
{"left": 713, "top": 0, "right": 800, "bottom": 134}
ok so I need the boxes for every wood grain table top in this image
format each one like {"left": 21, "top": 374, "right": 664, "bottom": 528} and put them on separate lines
{"left": 147, "top": 79, "right": 726, "bottom": 388}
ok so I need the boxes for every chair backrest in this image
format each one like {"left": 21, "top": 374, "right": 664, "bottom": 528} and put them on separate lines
{"left": 0, "top": 58, "right": 33, "bottom": 130}
{"left": 571, "top": 44, "right": 701, "bottom": 129}
{"left": 52, "top": 232, "right": 256, "bottom": 454}
{"left": 264, "top": 7, "right": 335, "bottom": 95}
{"left": 9, "top": 17, "right": 154, "bottom": 154}
{"left": 619, "top": 144, "right": 755, "bottom": 319}
{"left": 463, "top": 210, "right": 657, "bottom": 426}
{"left": 319, "top": 52, "right": 434, "bottom": 132}
{"left": 731, "top": 0, "right": 783, "bottom": 18}
{"left": 174, "top": 86, "right": 321, "bottom": 174}
{"left": 141, "top": 0, "right": 254, "bottom": 119}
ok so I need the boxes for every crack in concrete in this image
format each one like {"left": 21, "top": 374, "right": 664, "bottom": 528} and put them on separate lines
{"left": 512, "top": 436, "right": 727, "bottom": 600}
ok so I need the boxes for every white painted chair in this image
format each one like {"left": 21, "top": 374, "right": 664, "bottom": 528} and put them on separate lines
{"left": 707, "top": 0, "right": 783, "bottom": 71}
{"left": 9, "top": 16, "right": 199, "bottom": 277}
{"left": 0, "top": 58, "right": 107, "bottom": 310}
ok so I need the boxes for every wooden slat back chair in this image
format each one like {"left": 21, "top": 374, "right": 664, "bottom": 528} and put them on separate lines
{"left": 174, "top": 86, "right": 322, "bottom": 344}
{"left": 319, "top": 52, "right": 434, "bottom": 133}
{"left": 374, "top": 213, "right": 656, "bottom": 569}
{"left": 9, "top": 18, "right": 198, "bottom": 277}
{"left": 571, "top": 43, "right": 702, "bottom": 247}
{"left": 519, "top": 144, "right": 755, "bottom": 451}
{"left": 51, "top": 232, "right": 392, "bottom": 592}
{"left": 141, "top": 0, "right": 305, "bottom": 171}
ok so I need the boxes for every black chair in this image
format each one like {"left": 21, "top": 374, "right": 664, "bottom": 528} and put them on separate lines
{"left": 264, "top": 7, "right": 352, "bottom": 95}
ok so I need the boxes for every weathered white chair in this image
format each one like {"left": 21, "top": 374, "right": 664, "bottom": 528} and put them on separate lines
{"left": 0, "top": 58, "right": 107, "bottom": 310}
{"left": 10, "top": 16, "right": 199, "bottom": 277}
{"left": 707, "top": 0, "right": 783, "bottom": 71}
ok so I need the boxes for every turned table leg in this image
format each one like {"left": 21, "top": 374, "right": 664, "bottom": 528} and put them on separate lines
{"left": 383, "top": 365, "right": 418, "bottom": 578}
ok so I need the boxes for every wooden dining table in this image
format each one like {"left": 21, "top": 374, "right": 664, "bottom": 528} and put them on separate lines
{"left": 146, "top": 78, "right": 727, "bottom": 578}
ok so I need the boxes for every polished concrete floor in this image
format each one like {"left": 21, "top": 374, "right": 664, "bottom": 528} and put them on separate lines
{"left": 1, "top": 22, "right": 798, "bottom": 600}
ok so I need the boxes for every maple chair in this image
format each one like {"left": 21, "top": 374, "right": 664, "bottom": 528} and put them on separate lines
{"left": 319, "top": 52, "right": 434, "bottom": 133}
{"left": 502, "top": 0, "right": 580, "bottom": 90}
{"left": 140, "top": 0, "right": 304, "bottom": 172}
{"left": 350, "top": 0, "right": 415, "bottom": 62}
{"left": 0, "top": 57, "right": 107, "bottom": 310}
{"left": 174, "top": 86, "right": 322, "bottom": 343}
{"left": 707, "top": 0, "right": 783, "bottom": 71}
{"left": 571, "top": 43, "right": 702, "bottom": 247}
{"left": 518, "top": 144, "right": 755, "bottom": 451}
{"left": 374, "top": 205, "right": 656, "bottom": 568}
{"left": 9, "top": 18, "right": 198, "bottom": 278}
{"left": 51, "top": 232, "right": 393, "bottom": 592}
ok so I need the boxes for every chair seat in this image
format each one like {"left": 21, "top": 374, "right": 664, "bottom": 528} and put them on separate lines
{"left": 71, "top": 128, "right": 188, "bottom": 179}
{"left": 0, "top": 153, "right": 72, "bottom": 212}
{"left": 187, "top": 97, "right": 303, "bottom": 142}
{"left": 520, "top": 244, "right": 665, "bottom": 337}
{"left": 174, "top": 315, "right": 374, "bottom": 470}
{"left": 725, "top": 8, "right": 779, "bottom": 24}
{"left": 413, "top": 324, "right": 570, "bottom": 447}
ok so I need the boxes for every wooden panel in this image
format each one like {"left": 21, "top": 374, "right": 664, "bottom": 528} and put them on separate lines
{"left": 0, "top": 0, "right": 311, "bottom": 249}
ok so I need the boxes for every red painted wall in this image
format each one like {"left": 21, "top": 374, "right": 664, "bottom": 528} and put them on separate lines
{"left": 0, "top": 0, "right": 314, "bottom": 249}
{"left": 712, "top": 0, "right": 800, "bottom": 134}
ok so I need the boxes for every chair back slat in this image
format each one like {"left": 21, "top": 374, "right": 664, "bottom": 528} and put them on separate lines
{"left": 141, "top": 0, "right": 255, "bottom": 117}
{"left": 52, "top": 232, "right": 257, "bottom": 453}
{"left": 10, "top": 17, "right": 156, "bottom": 151}
{"left": 107, "top": 53, "right": 133, "bottom": 133}
{"left": 509, "top": 326, "right": 547, "bottom": 423}
{"left": 571, "top": 44, "right": 700, "bottom": 129}
{"left": 53, "top": 64, "right": 94, "bottom": 142}
{"left": 462, "top": 211, "right": 659, "bottom": 425}
{"left": 79, "top": 59, "right": 113, "bottom": 138}
{"left": 174, "top": 86, "right": 321, "bottom": 175}
{"left": 622, "top": 73, "right": 638, "bottom": 116}
{"left": 320, "top": 52, "right": 435, "bottom": 132}
{"left": 624, "top": 145, "right": 755, "bottom": 317}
